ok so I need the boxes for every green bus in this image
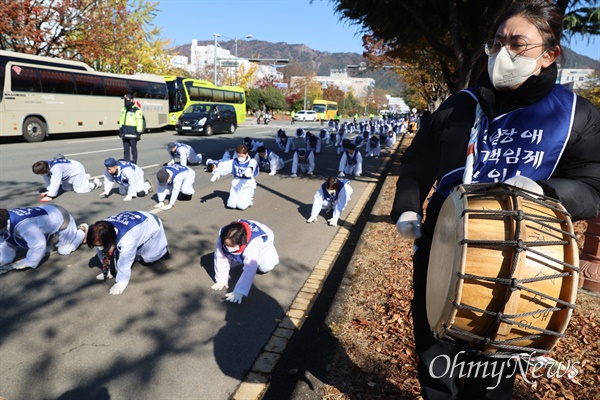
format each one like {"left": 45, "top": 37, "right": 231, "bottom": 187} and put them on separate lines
{"left": 164, "top": 76, "right": 246, "bottom": 126}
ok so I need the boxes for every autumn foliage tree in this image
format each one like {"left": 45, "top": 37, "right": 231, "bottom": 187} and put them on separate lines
{"left": 331, "top": 0, "right": 600, "bottom": 94}
{"left": 0, "top": 0, "right": 173, "bottom": 74}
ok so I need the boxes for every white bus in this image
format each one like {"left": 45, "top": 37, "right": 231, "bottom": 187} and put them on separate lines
{"left": 0, "top": 50, "right": 169, "bottom": 142}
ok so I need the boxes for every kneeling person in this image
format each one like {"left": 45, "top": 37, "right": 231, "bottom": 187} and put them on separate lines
{"left": 155, "top": 164, "right": 196, "bottom": 210}
{"left": 87, "top": 211, "right": 168, "bottom": 295}
{"left": 0, "top": 205, "right": 87, "bottom": 270}
{"left": 32, "top": 156, "right": 101, "bottom": 202}
{"left": 211, "top": 219, "right": 279, "bottom": 304}
{"left": 306, "top": 177, "right": 353, "bottom": 227}
{"left": 254, "top": 146, "right": 284, "bottom": 176}
{"left": 100, "top": 158, "right": 153, "bottom": 201}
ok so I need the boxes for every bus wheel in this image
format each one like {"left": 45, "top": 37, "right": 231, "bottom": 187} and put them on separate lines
{"left": 23, "top": 117, "right": 46, "bottom": 142}
{"left": 228, "top": 123, "right": 236, "bottom": 134}
{"left": 204, "top": 124, "right": 213, "bottom": 136}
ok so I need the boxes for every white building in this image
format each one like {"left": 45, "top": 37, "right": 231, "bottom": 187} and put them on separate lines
{"left": 385, "top": 95, "right": 410, "bottom": 114}
{"left": 557, "top": 68, "right": 596, "bottom": 90}
{"left": 291, "top": 69, "right": 374, "bottom": 99}
{"left": 180, "top": 39, "right": 282, "bottom": 85}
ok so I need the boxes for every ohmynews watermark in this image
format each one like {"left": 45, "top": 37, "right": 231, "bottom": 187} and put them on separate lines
{"left": 429, "top": 351, "right": 581, "bottom": 389}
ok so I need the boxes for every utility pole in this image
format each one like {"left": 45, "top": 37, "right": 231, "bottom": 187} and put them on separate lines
{"left": 213, "top": 33, "right": 220, "bottom": 86}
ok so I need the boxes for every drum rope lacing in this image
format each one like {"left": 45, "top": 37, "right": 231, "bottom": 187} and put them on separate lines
{"left": 442, "top": 185, "right": 578, "bottom": 356}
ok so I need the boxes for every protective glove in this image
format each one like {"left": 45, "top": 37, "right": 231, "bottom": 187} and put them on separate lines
{"left": 242, "top": 168, "right": 253, "bottom": 178}
{"left": 355, "top": 173, "right": 361, "bottom": 177}
{"left": 290, "top": 174, "right": 297, "bottom": 178}
{"left": 211, "top": 281, "right": 228, "bottom": 291}
{"left": 154, "top": 201, "right": 165, "bottom": 209}
{"left": 161, "top": 204, "right": 173, "bottom": 210}
{"left": 123, "top": 195, "right": 133, "bottom": 202}
{"left": 96, "top": 272, "right": 114, "bottom": 280}
{"left": 268, "top": 171, "right": 276, "bottom": 176}
{"left": 338, "top": 172, "right": 345, "bottom": 177}
{"left": 40, "top": 196, "right": 53, "bottom": 202}
{"left": 327, "top": 218, "right": 338, "bottom": 227}
{"left": 396, "top": 211, "right": 422, "bottom": 239}
{"left": 225, "top": 292, "right": 243, "bottom": 304}
{"left": 167, "top": 160, "right": 175, "bottom": 166}
{"left": 99, "top": 192, "right": 109, "bottom": 198}
{"left": 504, "top": 176, "right": 544, "bottom": 196}
{"left": 211, "top": 173, "right": 220, "bottom": 182}
{"left": 307, "top": 172, "right": 314, "bottom": 176}
{"left": 13, "top": 259, "right": 32, "bottom": 270}
{"left": 109, "top": 282, "right": 127, "bottom": 295}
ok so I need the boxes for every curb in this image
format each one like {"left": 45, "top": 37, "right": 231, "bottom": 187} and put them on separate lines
{"left": 231, "top": 137, "right": 406, "bottom": 400}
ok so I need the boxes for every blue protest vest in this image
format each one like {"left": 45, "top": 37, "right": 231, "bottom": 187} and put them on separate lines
{"left": 437, "top": 85, "right": 575, "bottom": 197}
{"left": 113, "top": 161, "right": 136, "bottom": 185}
{"left": 257, "top": 150, "right": 272, "bottom": 171}
{"left": 232, "top": 156, "right": 258, "bottom": 179}
{"left": 321, "top": 179, "right": 349, "bottom": 202}
{"left": 2, "top": 207, "right": 49, "bottom": 248}
{"left": 105, "top": 211, "right": 148, "bottom": 252}
{"left": 345, "top": 151, "right": 358, "bottom": 166}
{"left": 222, "top": 220, "right": 267, "bottom": 264}
{"left": 166, "top": 163, "right": 188, "bottom": 180}
{"left": 173, "top": 143, "right": 187, "bottom": 158}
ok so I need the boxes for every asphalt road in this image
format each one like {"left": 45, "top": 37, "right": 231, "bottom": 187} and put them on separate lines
{"left": 0, "top": 118, "right": 392, "bottom": 400}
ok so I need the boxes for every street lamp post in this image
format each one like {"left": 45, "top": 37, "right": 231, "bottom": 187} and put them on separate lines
{"left": 234, "top": 35, "right": 252, "bottom": 86}
{"left": 213, "top": 33, "right": 220, "bottom": 86}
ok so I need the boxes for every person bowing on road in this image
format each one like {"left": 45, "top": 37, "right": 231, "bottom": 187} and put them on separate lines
{"left": 86, "top": 211, "right": 169, "bottom": 295}
{"left": 0, "top": 205, "right": 88, "bottom": 270}
{"left": 209, "top": 144, "right": 258, "bottom": 210}
{"left": 32, "top": 155, "right": 102, "bottom": 202}
{"left": 167, "top": 142, "right": 202, "bottom": 167}
{"left": 154, "top": 164, "right": 196, "bottom": 210}
{"left": 210, "top": 219, "right": 279, "bottom": 304}
{"left": 254, "top": 146, "right": 284, "bottom": 176}
{"left": 99, "top": 158, "right": 153, "bottom": 201}
{"left": 306, "top": 176, "right": 353, "bottom": 227}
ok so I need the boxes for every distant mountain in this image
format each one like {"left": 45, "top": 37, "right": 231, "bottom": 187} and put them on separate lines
{"left": 171, "top": 39, "right": 598, "bottom": 96}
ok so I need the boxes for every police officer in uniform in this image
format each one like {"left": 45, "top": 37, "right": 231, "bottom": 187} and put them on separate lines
{"left": 119, "top": 94, "right": 144, "bottom": 164}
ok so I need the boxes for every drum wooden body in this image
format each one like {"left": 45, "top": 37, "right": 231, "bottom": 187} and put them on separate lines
{"left": 427, "top": 184, "right": 579, "bottom": 355}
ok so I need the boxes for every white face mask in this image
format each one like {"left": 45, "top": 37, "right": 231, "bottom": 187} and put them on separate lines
{"left": 237, "top": 156, "right": 247, "bottom": 163}
{"left": 327, "top": 189, "right": 336, "bottom": 197}
{"left": 225, "top": 245, "right": 240, "bottom": 253}
{"left": 96, "top": 246, "right": 104, "bottom": 251}
{"left": 487, "top": 47, "right": 547, "bottom": 91}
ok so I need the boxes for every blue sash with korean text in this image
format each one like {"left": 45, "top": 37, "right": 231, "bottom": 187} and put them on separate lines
{"left": 222, "top": 220, "right": 267, "bottom": 264}
{"left": 105, "top": 211, "right": 148, "bottom": 246}
{"left": 437, "top": 85, "right": 575, "bottom": 197}
{"left": 2, "top": 207, "right": 49, "bottom": 248}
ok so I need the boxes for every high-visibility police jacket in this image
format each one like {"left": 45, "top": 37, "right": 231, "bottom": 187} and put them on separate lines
{"left": 119, "top": 105, "right": 144, "bottom": 138}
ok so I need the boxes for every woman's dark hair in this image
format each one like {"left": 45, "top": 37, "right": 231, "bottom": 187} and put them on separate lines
{"left": 220, "top": 221, "right": 247, "bottom": 245}
{"left": 326, "top": 177, "right": 340, "bottom": 190}
{"left": 235, "top": 144, "right": 248, "bottom": 155}
{"left": 32, "top": 160, "right": 50, "bottom": 175}
{"left": 87, "top": 221, "right": 117, "bottom": 249}
{"left": 496, "top": 0, "right": 563, "bottom": 48}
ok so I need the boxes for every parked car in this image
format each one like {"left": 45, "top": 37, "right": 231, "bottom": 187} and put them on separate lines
{"left": 293, "top": 110, "right": 318, "bottom": 122}
{"left": 176, "top": 103, "right": 237, "bottom": 136}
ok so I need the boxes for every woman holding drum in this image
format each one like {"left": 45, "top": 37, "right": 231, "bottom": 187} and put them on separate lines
{"left": 391, "top": 1, "right": 600, "bottom": 399}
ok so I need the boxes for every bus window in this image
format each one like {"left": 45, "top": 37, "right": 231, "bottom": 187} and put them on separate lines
{"left": 11, "top": 66, "right": 41, "bottom": 92}
{"left": 313, "top": 104, "right": 325, "bottom": 113}
{"left": 104, "top": 77, "right": 127, "bottom": 97}
{"left": 150, "top": 82, "right": 167, "bottom": 99}
{"left": 75, "top": 74, "right": 104, "bottom": 96}
{"left": 199, "top": 88, "right": 212, "bottom": 101}
{"left": 39, "top": 69, "right": 76, "bottom": 94}
{"left": 213, "top": 90, "right": 224, "bottom": 102}
{"left": 127, "top": 80, "right": 151, "bottom": 98}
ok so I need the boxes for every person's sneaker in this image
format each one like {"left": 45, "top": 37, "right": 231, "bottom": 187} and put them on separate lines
{"left": 93, "top": 178, "right": 102, "bottom": 190}
{"left": 78, "top": 223, "right": 89, "bottom": 243}
{"left": 146, "top": 179, "right": 154, "bottom": 193}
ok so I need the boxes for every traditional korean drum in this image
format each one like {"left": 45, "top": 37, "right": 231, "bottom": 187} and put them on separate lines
{"left": 426, "top": 184, "right": 579, "bottom": 355}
